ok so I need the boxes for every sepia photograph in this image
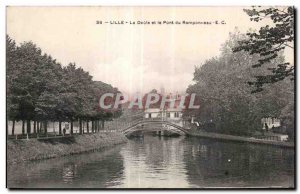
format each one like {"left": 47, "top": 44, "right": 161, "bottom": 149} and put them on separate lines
{"left": 6, "top": 6, "right": 295, "bottom": 189}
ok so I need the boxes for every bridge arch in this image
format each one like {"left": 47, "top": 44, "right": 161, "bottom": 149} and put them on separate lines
{"left": 121, "top": 119, "right": 189, "bottom": 135}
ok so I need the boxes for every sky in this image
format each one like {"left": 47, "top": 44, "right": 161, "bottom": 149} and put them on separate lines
{"left": 6, "top": 6, "right": 293, "bottom": 95}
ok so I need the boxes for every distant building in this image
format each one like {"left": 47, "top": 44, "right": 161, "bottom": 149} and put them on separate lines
{"left": 144, "top": 108, "right": 183, "bottom": 120}
{"left": 261, "top": 117, "right": 281, "bottom": 130}
{"left": 144, "top": 108, "right": 161, "bottom": 119}
{"left": 261, "top": 117, "right": 289, "bottom": 141}
{"left": 144, "top": 93, "right": 184, "bottom": 127}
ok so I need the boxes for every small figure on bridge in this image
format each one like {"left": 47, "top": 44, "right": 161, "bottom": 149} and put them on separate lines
{"left": 63, "top": 128, "right": 66, "bottom": 136}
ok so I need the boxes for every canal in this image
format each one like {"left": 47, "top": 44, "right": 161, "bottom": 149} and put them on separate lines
{"left": 7, "top": 135, "right": 294, "bottom": 188}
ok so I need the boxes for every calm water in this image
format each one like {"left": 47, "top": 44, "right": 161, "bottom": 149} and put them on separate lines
{"left": 7, "top": 135, "right": 294, "bottom": 188}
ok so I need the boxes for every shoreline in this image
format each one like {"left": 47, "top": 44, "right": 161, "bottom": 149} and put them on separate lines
{"left": 187, "top": 131, "right": 294, "bottom": 148}
{"left": 7, "top": 132, "right": 127, "bottom": 165}
{"left": 7, "top": 129, "right": 294, "bottom": 165}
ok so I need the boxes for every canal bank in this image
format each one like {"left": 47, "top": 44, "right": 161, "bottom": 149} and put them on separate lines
{"left": 187, "top": 131, "right": 294, "bottom": 148}
{"left": 7, "top": 132, "right": 127, "bottom": 165}
{"left": 7, "top": 135, "right": 295, "bottom": 188}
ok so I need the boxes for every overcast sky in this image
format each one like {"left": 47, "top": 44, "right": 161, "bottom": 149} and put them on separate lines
{"left": 7, "top": 6, "right": 293, "bottom": 95}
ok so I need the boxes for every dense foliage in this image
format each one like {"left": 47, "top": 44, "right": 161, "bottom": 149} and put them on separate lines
{"left": 186, "top": 31, "right": 294, "bottom": 137}
{"left": 6, "top": 35, "right": 121, "bottom": 135}
{"left": 233, "top": 6, "right": 294, "bottom": 92}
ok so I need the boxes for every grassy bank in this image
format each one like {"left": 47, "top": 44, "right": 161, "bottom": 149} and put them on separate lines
{"left": 187, "top": 131, "right": 294, "bottom": 148}
{"left": 7, "top": 132, "right": 127, "bottom": 164}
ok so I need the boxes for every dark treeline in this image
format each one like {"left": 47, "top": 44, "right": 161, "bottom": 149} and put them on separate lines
{"left": 6, "top": 35, "right": 122, "bottom": 136}
{"left": 186, "top": 31, "right": 294, "bottom": 138}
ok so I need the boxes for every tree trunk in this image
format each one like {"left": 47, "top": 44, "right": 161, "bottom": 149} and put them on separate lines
{"left": 39, "top": 121, "right": 42, "bottom": 133}
{"left": 96, "top": 121, "right": 98, "bottom": 131}
{"left": 33, "top": 120, "right": 36, "bottom": 134}
{"left": 95, "top": 121, "right": 97, "bottom": 132}
{"left": 22, "top": 120, "right": 25, "bottom": 135}
{"left": 82, "top": 121, "right": 85, "bottom": 133}
{"left": 59, "top": 121, "right": 62, "bottom": 135}
{"left": 70, "top": 121, "right": 73, "bottom": 135}
{"left": 44, "top": 121, "right": 48, "bottom": 134}
{"left": 79, "top": 119, "right": 82, "bottom": 134}
{"left": 12, "top": 120, "right": 15, "bottom": 136}
{"left": 86, "top": 120, "right": 89, "bottom": 134}
{"left": 92, "top": 121, "right": 95, "bottom": 133}
{"left": 36, "top": 121, "right": 38, "bottom": 133}
{"left": 102, "top": 120, "right": 105, "bottom": 129}
{"left": 37, "top": 121, "right": 40, "bottom": 134}
{"left": 26, "top": 120, "right": 31, "bottom": 134}
{"left": 96, "top": 121, "right": 98, "bottom": 132}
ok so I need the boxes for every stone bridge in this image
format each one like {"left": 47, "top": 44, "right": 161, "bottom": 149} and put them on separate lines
{"left": 120, "top": 118, "right": 189, "bottom": 135}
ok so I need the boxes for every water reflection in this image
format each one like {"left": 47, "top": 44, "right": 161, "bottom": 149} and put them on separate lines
{"left": 117, "top": 136, "right": 190, "bottom": 188}
{"left": 7, "top": 135, "right": 294, "bottom": 188}
{"left": 184, "top": 138, "right": 294, "bottom": 188}
{"left": 62, "top": 163, "right": 77, "bottom": 184}
{"left": 7, "top": 146, "right": 125, "bottom": 188}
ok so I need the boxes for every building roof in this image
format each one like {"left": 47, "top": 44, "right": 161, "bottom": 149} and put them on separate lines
{"left": 144, "top": 108, "right": 161, "bottom": 113}
{"left": 144, "top": 108, "right": 182, "bottom": 113}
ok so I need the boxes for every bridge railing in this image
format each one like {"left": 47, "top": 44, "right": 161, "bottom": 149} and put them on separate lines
{"left": 119, "top": 117, "right": 190, "bottom": 134}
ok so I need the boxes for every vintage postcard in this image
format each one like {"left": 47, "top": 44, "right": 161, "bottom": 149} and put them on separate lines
{"left": 6, "top": 6, "right": 295, "bottom": 189}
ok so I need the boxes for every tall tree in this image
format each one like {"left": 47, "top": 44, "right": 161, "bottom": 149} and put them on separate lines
{"left": 233, "top": 6, "right": 294, "bottom": 92}
{"left": 6, "top": 36, "right": 18, "bottom": 135}
{"left": 187, "top": 31, "right": 294, "bottom": 136}
{"left": 6, "top": 36, "right": 122, "bottom": 136}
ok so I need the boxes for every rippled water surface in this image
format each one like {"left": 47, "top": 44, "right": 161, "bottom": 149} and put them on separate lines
{"left": 7, "top": 135, "right": 294, "bottom": 188}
